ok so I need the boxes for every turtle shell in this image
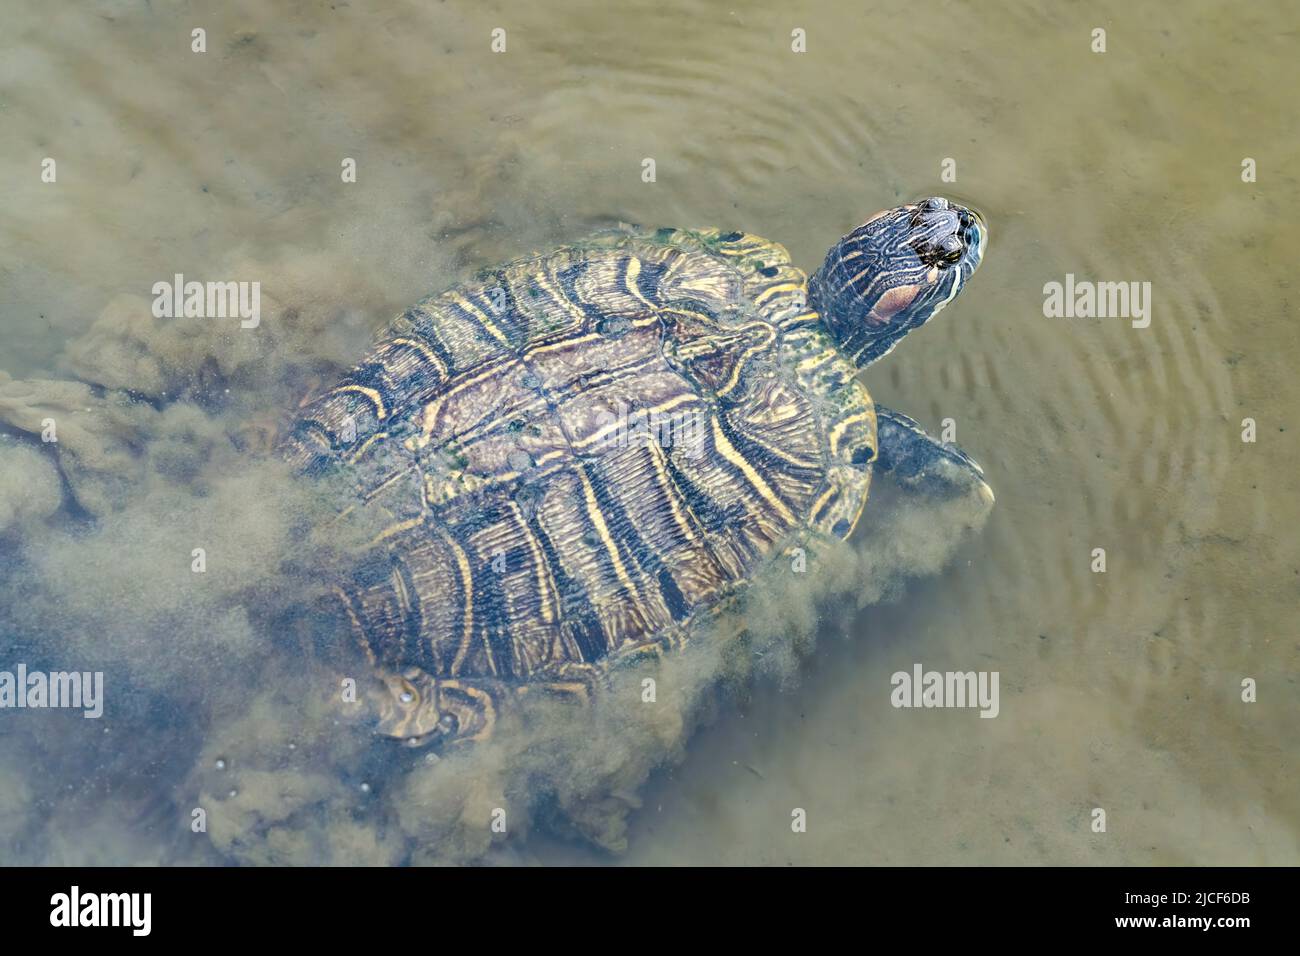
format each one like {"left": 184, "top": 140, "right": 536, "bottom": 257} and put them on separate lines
{"left": 282, "top": 228, "right": 876, "bottom": 731}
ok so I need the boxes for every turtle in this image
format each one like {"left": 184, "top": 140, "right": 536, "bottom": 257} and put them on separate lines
{"left": 281, "top": 197, "right": 992, "bottom": 747}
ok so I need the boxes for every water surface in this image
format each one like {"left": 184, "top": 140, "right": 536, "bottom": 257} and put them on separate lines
{"left": 0, "top": 0, "right": 1295, "bottom": 865}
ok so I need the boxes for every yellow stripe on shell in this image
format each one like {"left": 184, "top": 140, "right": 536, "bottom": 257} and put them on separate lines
{"left": 576, "top": 466, "right": 639, "bottom": 602}
{"left": 645, "top": 441, "right": 702, "bottom": 545}
{"left": 388, "top": 336, "right": 449, "bottom": 379}
{"left": 529, "top": 265, "right": 588, "bottom": 327}
{"left": 508, "top": 499, "right": 557, "bottom": 625}
{"left": 331, "top": 586, "right": 376, "bottom": 667}
{"left": 754, "top": 282, "right": 803, "bottom": 306}
{"left": 715, "top": 322, "right": 777, "bottom": 398}
{"left": 572, "top": 392, "right": 699, "bottom": 451}
{"left": 810, "top": 484, "right": 840, "bottom": 523}
{"left": 709, "top": 418, "right": 796, "bottom": 525}
{"left": 451, "top": 293, "right": 511, "bottom": 347}
{"left": 390, "top": 563, "right": 413, "bottom": 661}
{"left": 347, "top": 431, "right": 387, "bottom": 463}
{"left": 828, "top": 410, "right": 873, "bottom": 458}
{"left": 332, "top": 384, "right": 387, "bottom": 420}
{"left": 434, "top": 523, "right": 477, "bottom": 677}
{"left": 622, "top": 256, "right": 657, "bottom": 311}
{"left": 367, "top": 515, "right": 426, "bottom": 547}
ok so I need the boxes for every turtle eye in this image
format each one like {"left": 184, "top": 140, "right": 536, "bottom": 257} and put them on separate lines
{"left": 850, "top": 444, "right": 875, "bottom": 467}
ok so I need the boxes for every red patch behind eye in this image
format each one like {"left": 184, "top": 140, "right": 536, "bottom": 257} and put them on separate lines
{"left": 866, "top": 285, "right": 918, "bottom": 326}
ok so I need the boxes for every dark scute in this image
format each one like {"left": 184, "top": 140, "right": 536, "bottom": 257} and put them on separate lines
{"left": 658, "top": 567, "right": 691, "bottom": 622}
{"left": 353, "top": 552, "right": 394, "bottom": 588}
{"left": 347, "top": 362, "right": 389, "bottom": 391}
{"left": 596, "top": 315, "right": 632, "bottom": 338}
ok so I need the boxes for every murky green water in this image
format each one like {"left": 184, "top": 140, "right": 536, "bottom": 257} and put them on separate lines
{"left": 1, "top": 0, "right": 1295, "bottom": 865}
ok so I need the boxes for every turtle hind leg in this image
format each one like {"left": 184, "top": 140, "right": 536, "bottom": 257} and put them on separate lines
{"left": 363, "top": 667, "right": 506, "bottom": 748}
{"left": 873, "top": 404, "right": 994, "bottom": 509}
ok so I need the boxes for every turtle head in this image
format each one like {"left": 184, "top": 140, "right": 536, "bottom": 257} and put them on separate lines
{"left": 371, "top": 667, "right": 496, "bottom": 748}
{"left": 810, "top": 198, "right": 986, "bottom": 367}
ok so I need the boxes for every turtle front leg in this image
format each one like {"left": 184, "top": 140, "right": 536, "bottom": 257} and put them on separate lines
{"left": 850, "top": 406, "right": 994, "bottom": 593}
{"left": 873, "top": 405, "right": 994, "bottom": 509}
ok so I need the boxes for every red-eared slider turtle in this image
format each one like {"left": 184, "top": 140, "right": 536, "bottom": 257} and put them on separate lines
{"left": 282, "top": 198, "right": 991, "bottom": 746}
